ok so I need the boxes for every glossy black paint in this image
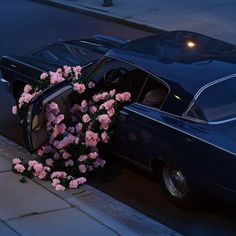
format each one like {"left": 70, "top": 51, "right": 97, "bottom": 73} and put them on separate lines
{"left": 1, "top": 30, "right": 236, "bottom": 204}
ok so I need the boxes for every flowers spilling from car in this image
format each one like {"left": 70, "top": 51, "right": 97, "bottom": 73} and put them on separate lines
{"left": 11, "top": 65, "right": 131, "bottom": 190}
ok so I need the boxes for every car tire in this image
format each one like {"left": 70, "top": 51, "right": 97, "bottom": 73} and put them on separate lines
{"left": 159, "top": 162, "right": 201, "bottom": 210}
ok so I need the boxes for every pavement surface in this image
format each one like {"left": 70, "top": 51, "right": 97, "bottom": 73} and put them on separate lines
{"left": 1, "top": 0, "right": 236, "bottom": 235}
{"left": 36, "top": 0, "right": 236, "bottom": 44}
{"left": 0, "top": 135, "right": 180, "bottom": 236}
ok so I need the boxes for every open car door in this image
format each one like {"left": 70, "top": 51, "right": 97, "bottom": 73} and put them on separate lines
{"left": 22, "top": 82, "right": 73, "bottom": 153}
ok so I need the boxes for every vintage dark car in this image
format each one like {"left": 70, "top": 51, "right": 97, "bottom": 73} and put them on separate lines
{"left": 1, "top": 30, "right": 236, "bottom": 208}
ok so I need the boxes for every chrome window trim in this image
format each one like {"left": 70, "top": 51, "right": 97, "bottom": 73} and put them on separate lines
{"left": 3, "top": 56, "right": 45, "bottom": 73}
{"left": 124, "top": 105, "right": 236, "bottom": 157}
{"left": 182, "top": 72, "right": 236, "bottom": 124}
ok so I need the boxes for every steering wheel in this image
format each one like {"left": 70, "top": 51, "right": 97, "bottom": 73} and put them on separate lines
{"left": 103, "top": 68, "right": 129, "bottom": 88}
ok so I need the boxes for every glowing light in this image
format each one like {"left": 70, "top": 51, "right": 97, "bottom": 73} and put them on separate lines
{"left": 186, "top": 41, "right": 196, "bottom": 48}
{"left": 174, "top": 95, "right": 181, "bottom": 100}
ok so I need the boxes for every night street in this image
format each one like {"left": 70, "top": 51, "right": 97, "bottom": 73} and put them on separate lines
{"left": 0, "top": 1, "right": 236, "bottom": 235}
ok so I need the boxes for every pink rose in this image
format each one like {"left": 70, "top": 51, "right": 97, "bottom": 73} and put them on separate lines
{"left": 40, "top": 72, "right": 48, "bottom": 80}
{"left": 12, "top": 105, "right": 17, "bottom": 115}
{"left": 89, "top": 152, "right": 98, "bottom": 159}
{"left": 65, "top": 159, "right": 74, "bottom": 167}
{"left": 85, "top": 130, "right": 99, "bottom": 147}
{"left": 33, "top": 163, "right": 43, "bottom": 173}
{"left": 82, "top": 114, "right": 91, "bottom": 123}
{"left": 38, "top": 170, "right": 47, "bottom": 179}
{"left": 23, "top": 85, "right": 32, "bottom": 93}
{"left": 62, "top": 151, "right": 71, "bottom": 159}
{"left": 88, "top": 81, "right": 95, "bottom": 88}
{"left": 101, "top": 132, "right": 109, "bottom": 143}
{"left": 79, "top": 164, "right": 87, "bottom": 173}
{"left": 12, "top": 158, "right": 21, "bottom": 165}
{"left": 89, "top": 106, "right": 97, "bottom": 114}
{"left": 107, "top": 107, "right": 115, "bottom": 117}
{"left": 37, "top": 149, "right": 44, "bottom": 156}
{"left": 14, "top": 164, "right": 25, "bottom": 173}
{"left": 97, "top": 114, "right": 111, "bottom": 130}
{"left": 78, "top": 155, "right": 87, "bottom": 162}
{"left": 51, "top": 171, "right": 67, "bottom": 179}
{"left": 63, "top": 65, "right": 71, "bottom": 77}
{"left": 109, "top": 89, "right": 116, "bottom": 97}
{"left": 73, "top": 83, "right": 86, "bottom": 94}
{"left": 76, "top": 122, "right": 83, "bottom": 133}
{"left": 77, "top": 177, "right": 86, "bottom": 185}
{"left": 55, "top": 184, "right": 65, "bottom": 191}
{"left": 69, "top": 179, "right": 78, "bottom": 189}
{"left": 52, "top": 178, "right": 60, "bottom": 187}
{"left": 46, "top": 158, "right": 54, "bottom": 166}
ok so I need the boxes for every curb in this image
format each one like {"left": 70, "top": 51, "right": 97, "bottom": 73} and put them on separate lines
{"left": 0, "top": 134, "right": 181, "bottom": 235}
{"left": 31, "top": 0, "right": 164, "bottom": 34}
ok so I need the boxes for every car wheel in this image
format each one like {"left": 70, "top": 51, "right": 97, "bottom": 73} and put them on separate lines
{"left": 160, "top": 162, "right": 200, "bottom": 209}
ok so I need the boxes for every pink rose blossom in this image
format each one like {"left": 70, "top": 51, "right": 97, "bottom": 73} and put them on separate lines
{"left": 78, "top": 155, "right": 87, "bottom": 162}
{"left": 55, "top": 114, "right": 64, "bottom": 124}
{"left": 28, "top": 160, "right": 38, "bottom": 168}
{"left": 97, "top": 114, "right": 111, "bottom": 130}
{"left": 71, "top": 104, "right": 80, "bottom": 114}
{"left": 14, "top": 164, "right": 25, "bottom": 173}
{"left": 77, "top": 177, "right": 87, "bottom": 185}
{"left": 80, "top": 100, "right": 88, "bottom": 113}
{"left": 62, "top": 151, "right": 71, "bottom": 159}
{"left": 101, "top": 132, "right": 109, "bottom": 143}
{"left": 63, "top": 65, "right": 71, "bottom": 76}
{"left": 52, "top": 178, "right": 60, "bottom": 187}
{"left": 69, "top": 179, "right": 78, "bottom": 189}
{"left": 23, "top": 85, "right": 32, "bottom": 93}
{"left": 88, "top": 81, "right": 95, "bottom": 88}
{"left": 65, "top": 159, "right": 74, "bottom": 167}
{"left": 93, "top": 158, "right": 106, "bottom": 168}
{"left": 73, "top": 66, "right": 82, "bottom": 78}
{"left": 12, "top": 105, "right": 17, "bottom": 115}
{"left": 109, "top": 89, "right": 116, "bottom": 97}
{"left": 107, "top": 107, "right": 115, "bottom": 117}
{"left": 40, "top": 72, "right": 48, "bottom": 80}
{"left": 51, "top": 171, "right": 67, "bottom": 179}
{"left": 79, "top": 164, "right": 87, "bottom": 173}
{"left": 53, "top": 152, "right": 61, "bottom": 159}
{"left": 55, "top": 184, "right": 65, "bottom": 191}
{"left": 82, "top": 114, "right": 91, "bottom": 123}
{"left": 38, "top": 171, "right": 47, "bottom": 179}
{"left": 33, "top": 163, "right": 43, "bottom": 173}
{"left": 85, "top": 130, "right": 99, "bottom": 147}
{"left": 89, "top": 152, "right": 98, "bottom": 159}
{"left": 74, "top": 137, "right": 79, "bottom": 144}
{"left": 73, "top": 83, "right": 86, "bottom": 94}
{"left": 46, "top": 158, "right": 54, "bottom": 166}
{"left": 37, "top": 149, "right": 44, "bottom": 156}
{"left": 12, "top": 158, "right": 21, "bottom": 165}
{"left": 48, "top": 102, "right": 59, "bottom": 114}
{"left": 76, "top": 123, "right": 83, "bottom": 133}
{"left": 89, "top": 106, "right": 97, "bottom": 114}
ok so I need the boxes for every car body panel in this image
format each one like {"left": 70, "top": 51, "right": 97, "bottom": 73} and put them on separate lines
{"left": 1, "top": 31, "right": 236, "bottom": 204}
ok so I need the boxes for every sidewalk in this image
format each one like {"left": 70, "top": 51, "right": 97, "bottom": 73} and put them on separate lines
{"left": 35, "top": 0, "right": 236, "bottom": 44}
{"left": 0, "top": 135, "right": 181, "bottom": 236}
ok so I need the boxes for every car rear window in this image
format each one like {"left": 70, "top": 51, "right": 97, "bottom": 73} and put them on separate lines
{"left": 186, "top": 76, "right": 236, "bottom": 123}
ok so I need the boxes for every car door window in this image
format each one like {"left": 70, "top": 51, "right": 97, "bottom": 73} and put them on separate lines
{"left": 87, "top": 58, "right": 148, "bottom": 101}
{"left": 138, "top": 76, "right": 168, "bottom": 109}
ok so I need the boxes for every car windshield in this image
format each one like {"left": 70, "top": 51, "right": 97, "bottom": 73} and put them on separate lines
{"left": 187, "top": 76, "right": 236, "bottom": 122}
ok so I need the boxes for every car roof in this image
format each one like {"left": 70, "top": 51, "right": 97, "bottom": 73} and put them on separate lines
{"left": 106, "top": 31, "right": 236, "bottom": 115}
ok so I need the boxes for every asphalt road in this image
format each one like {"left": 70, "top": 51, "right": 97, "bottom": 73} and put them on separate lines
{"left": 0, "top": 1, "right": 236, "bottom": 235}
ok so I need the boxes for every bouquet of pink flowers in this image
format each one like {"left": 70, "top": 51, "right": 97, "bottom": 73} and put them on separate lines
{"left": 12, "top": 65, "right": 131, "bottom": 190}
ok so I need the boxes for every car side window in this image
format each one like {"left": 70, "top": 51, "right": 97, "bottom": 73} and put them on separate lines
{"left": 87, "top": 58, "right": 148, "bottom": 101}
{"left": 138, "top": 76, "right": 168, "bottom": 109}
